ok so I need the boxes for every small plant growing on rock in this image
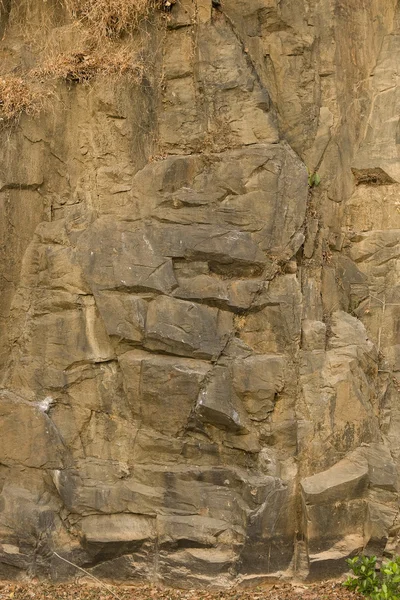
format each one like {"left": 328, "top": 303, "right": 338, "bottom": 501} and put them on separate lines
{"left": 344, "top": 555, "right": 400, "bottom": 600}
{"left": 308, "top": 170, "right": 321, "bottom": 188}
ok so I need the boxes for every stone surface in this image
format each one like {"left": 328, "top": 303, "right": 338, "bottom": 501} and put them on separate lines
{"left": 301, "top": 445, "right": 398, "bottom": 577}
{"left": 196, "top": 366, "right": 248, "bottom": 433}
{"left": 232, "top": 355, "right": 286, "bottom": 421}
{"left": 301, "top": 321, "right": 326, "bottom": 351}
{"left": 0, "top": 0, "right": 399, "bottom": 588}
{"left": 301, "top": 454, "right": 369, "bottom": 505}
{"left": 80, "top": 514, "right": 156, "bottom": 544}
{"left": 145, "top": 296, "right": 233, "bottom": 360}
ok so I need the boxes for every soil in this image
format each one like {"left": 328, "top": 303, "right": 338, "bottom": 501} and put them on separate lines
{"left": 0, "top": 580, "right": 364, "bottom": 600}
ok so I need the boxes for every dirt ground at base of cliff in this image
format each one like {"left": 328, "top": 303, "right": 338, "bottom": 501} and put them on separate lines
{"left": 0, "top": 580, "right": 364, "bottom": 600}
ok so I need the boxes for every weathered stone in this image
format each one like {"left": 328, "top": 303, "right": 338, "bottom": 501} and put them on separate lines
{"left": 299, "top": 318, "right": 381, "bottom": 471}
{"left": 301, "top": 320, "right": 326, "bottom": 351}
{"left": 305, "top": 499, "right": 368, "bottom": 558}
{"left": 0, "top": 469, "right": 64, "bottom": 578}
{"left": 88, "top": 553, "right": 154, "bottom": 582}
{"left": 307, "top": 534, "right": 365, "bottom": 579}
{"left": 160, "top": 547, "right": 236, "bottom": 578}
{"left": 144, "top": 296, "right": 233, "bottom": 359}
{"left": 239, "top": 477, "right": 295, "bottom": 575}
{"left": 158, "top": 515, "right": 232, "bottom": 547}
{"left": 238, "top": 275, "right": 302, "bottom": 354}
{"left": 344, "top": 185, "right": 400, "bottom": 231}
{"left": 1, "top": 0, "right": 400, "bottom": 586}
{"left": 352, "top": 28, "right": 400, "bottom": 183}
{"left": 147, "top": 143, "right": 307, "bottom": 263}
{"left": 365, "top": 502, "right": 398, "bottom": 554}
{"left": 301, "top": 454, "right": 369, "bottom": 505}
{"left": 301, "top": 443, "right": 399, "bottom": 574}
{"left": 119, "top": 352, "right": 210, "bottom": 435}
{"left": 148, "top": 224, "right": 267, "bottom": 275}
{"left": 365, "top": 444, "right": 397, "bottom": 492}
{"left": 167, "top": 0, "right": 195, "bottom": 28}
{"left": 0, "top": 392, "right": 65, "bottom": 469}
{"left": 163, "top": 29, "right": 193, "bottom": 80}
{"left": 51, "top": 466, "right": 163, "bottom": 516}
{"left": 196, "top": 366, "right": 248, "bottom": 432}
{"left": 328, "top": 311, "right": 371, "bottom": 350}
{"left": 174, "top": 275, "right": 269, "bottom": 312}
{"left": 232, "top": 355, "right": 286, "bottom": 420}
{"left": 6, "top": 294, "right": 115, "bottom": 397}
{"left": 80, "top": 514, "right": 156, "bottom": 544}
{"left": 78, "top": 220, "right": 178, "bottom": 294}
{"left": 94, "top": 291, "right": 147, "bottom": 342}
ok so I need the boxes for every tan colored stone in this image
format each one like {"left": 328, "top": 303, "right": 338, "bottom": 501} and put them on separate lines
{"left": 81, "top": 514, "right": 156, "bottom": 543}
{"left": 0, "top": 0, "right": 400, "bottom": 586}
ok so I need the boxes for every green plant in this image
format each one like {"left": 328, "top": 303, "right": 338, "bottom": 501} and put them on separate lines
{"left": 308, "top": 170, "right": 321, "bottom": 187}
{"left": 344, "top": 555, "right": 400, "bottom": 600}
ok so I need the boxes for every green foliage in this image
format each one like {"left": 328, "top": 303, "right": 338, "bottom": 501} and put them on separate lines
{"left": 344, "top": 556, "right": 379, "bottom": 596}
{"left": 308, "top": 171, "right": 321, "bottom": 188}
{"left": 343, "top": 555, "right": 400, "bottom": 600}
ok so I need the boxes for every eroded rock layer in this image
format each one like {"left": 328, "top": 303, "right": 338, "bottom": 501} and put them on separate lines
{"left": 0, "top": 0, "right": 400, "bottom": 587}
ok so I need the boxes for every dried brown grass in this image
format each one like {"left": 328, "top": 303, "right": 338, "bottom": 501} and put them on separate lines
{"left": 30, "top": 0, "right": 164, "bottom": 83}
{"left": 0, "top": 75, "right": 43, "bottom": 122}
{"left": 0, "top": 0, "right": 165, "bottom": 124}
{"left": 34, "top": 45, "right": 145, "bottom": 83}
{"left": 63, "top": 0, "right": 160, "bottom": 40}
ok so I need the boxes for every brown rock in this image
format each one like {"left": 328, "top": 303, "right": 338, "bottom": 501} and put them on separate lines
{"left": 0, "top": 0, "right": 399, "bottom": 586}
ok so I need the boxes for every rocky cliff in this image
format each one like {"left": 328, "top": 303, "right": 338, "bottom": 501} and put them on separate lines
{"left": 0, "top": 0, "right": 400, "bottom": 587}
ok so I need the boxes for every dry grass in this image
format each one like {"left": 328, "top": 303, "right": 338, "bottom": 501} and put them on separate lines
{"left": 0, "top": 0, "right": 167, "bottom": 124}
{"left": 64, "top": 0, "right": 160, "bottom": 40}
{"left": 34, "top": 45, "right": 145, "bottom": 83}
{"left": 0, "top": 75, "right": 43, "bottom": 122}
{"left": 31, "top": 0, "right": 165, "bottom": 83}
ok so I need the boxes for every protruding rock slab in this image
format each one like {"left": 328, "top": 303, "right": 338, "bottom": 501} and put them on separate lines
{"left": 94, "top": 291, "right": 148, "bottom": 342}
{"left": 119, "top": 351, "right": 210, "bottom": 435}
{"left": 78, "top": 220, "right": 178, "bottom": 294}
{"left": 81, "top": 514, "right": 156, "bottom": 544}
{"left": 144, "top": 296, "right": 233, "bottom": 360}
{"left": 196, "top": 366, "right": 248, "bottom": 432}
{"left": 233, "top": 354, "right": 286, "bottom": 420}
{"left": 301, "top": 444, "right": 398, "bottom": 578}
{"left": 301, "top": 454, "right": 369, "bottom": 505}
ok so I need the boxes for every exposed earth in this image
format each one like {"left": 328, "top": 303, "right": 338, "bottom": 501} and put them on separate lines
{"left": 0, "top": 581, "right": 364, "bottom": 600}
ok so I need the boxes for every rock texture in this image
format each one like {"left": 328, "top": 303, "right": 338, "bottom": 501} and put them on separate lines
{"left": 0, "top": 0, "right": 400, "bottom": 588}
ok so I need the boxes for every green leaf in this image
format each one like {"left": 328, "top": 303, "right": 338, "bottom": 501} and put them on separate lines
{"left": 307, "top": 170, "right": 322, "bottom": 188}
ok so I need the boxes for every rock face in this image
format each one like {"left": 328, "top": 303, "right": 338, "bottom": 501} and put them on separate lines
{"left": 0, "top": 0, "right": 400, "bottom": 588}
